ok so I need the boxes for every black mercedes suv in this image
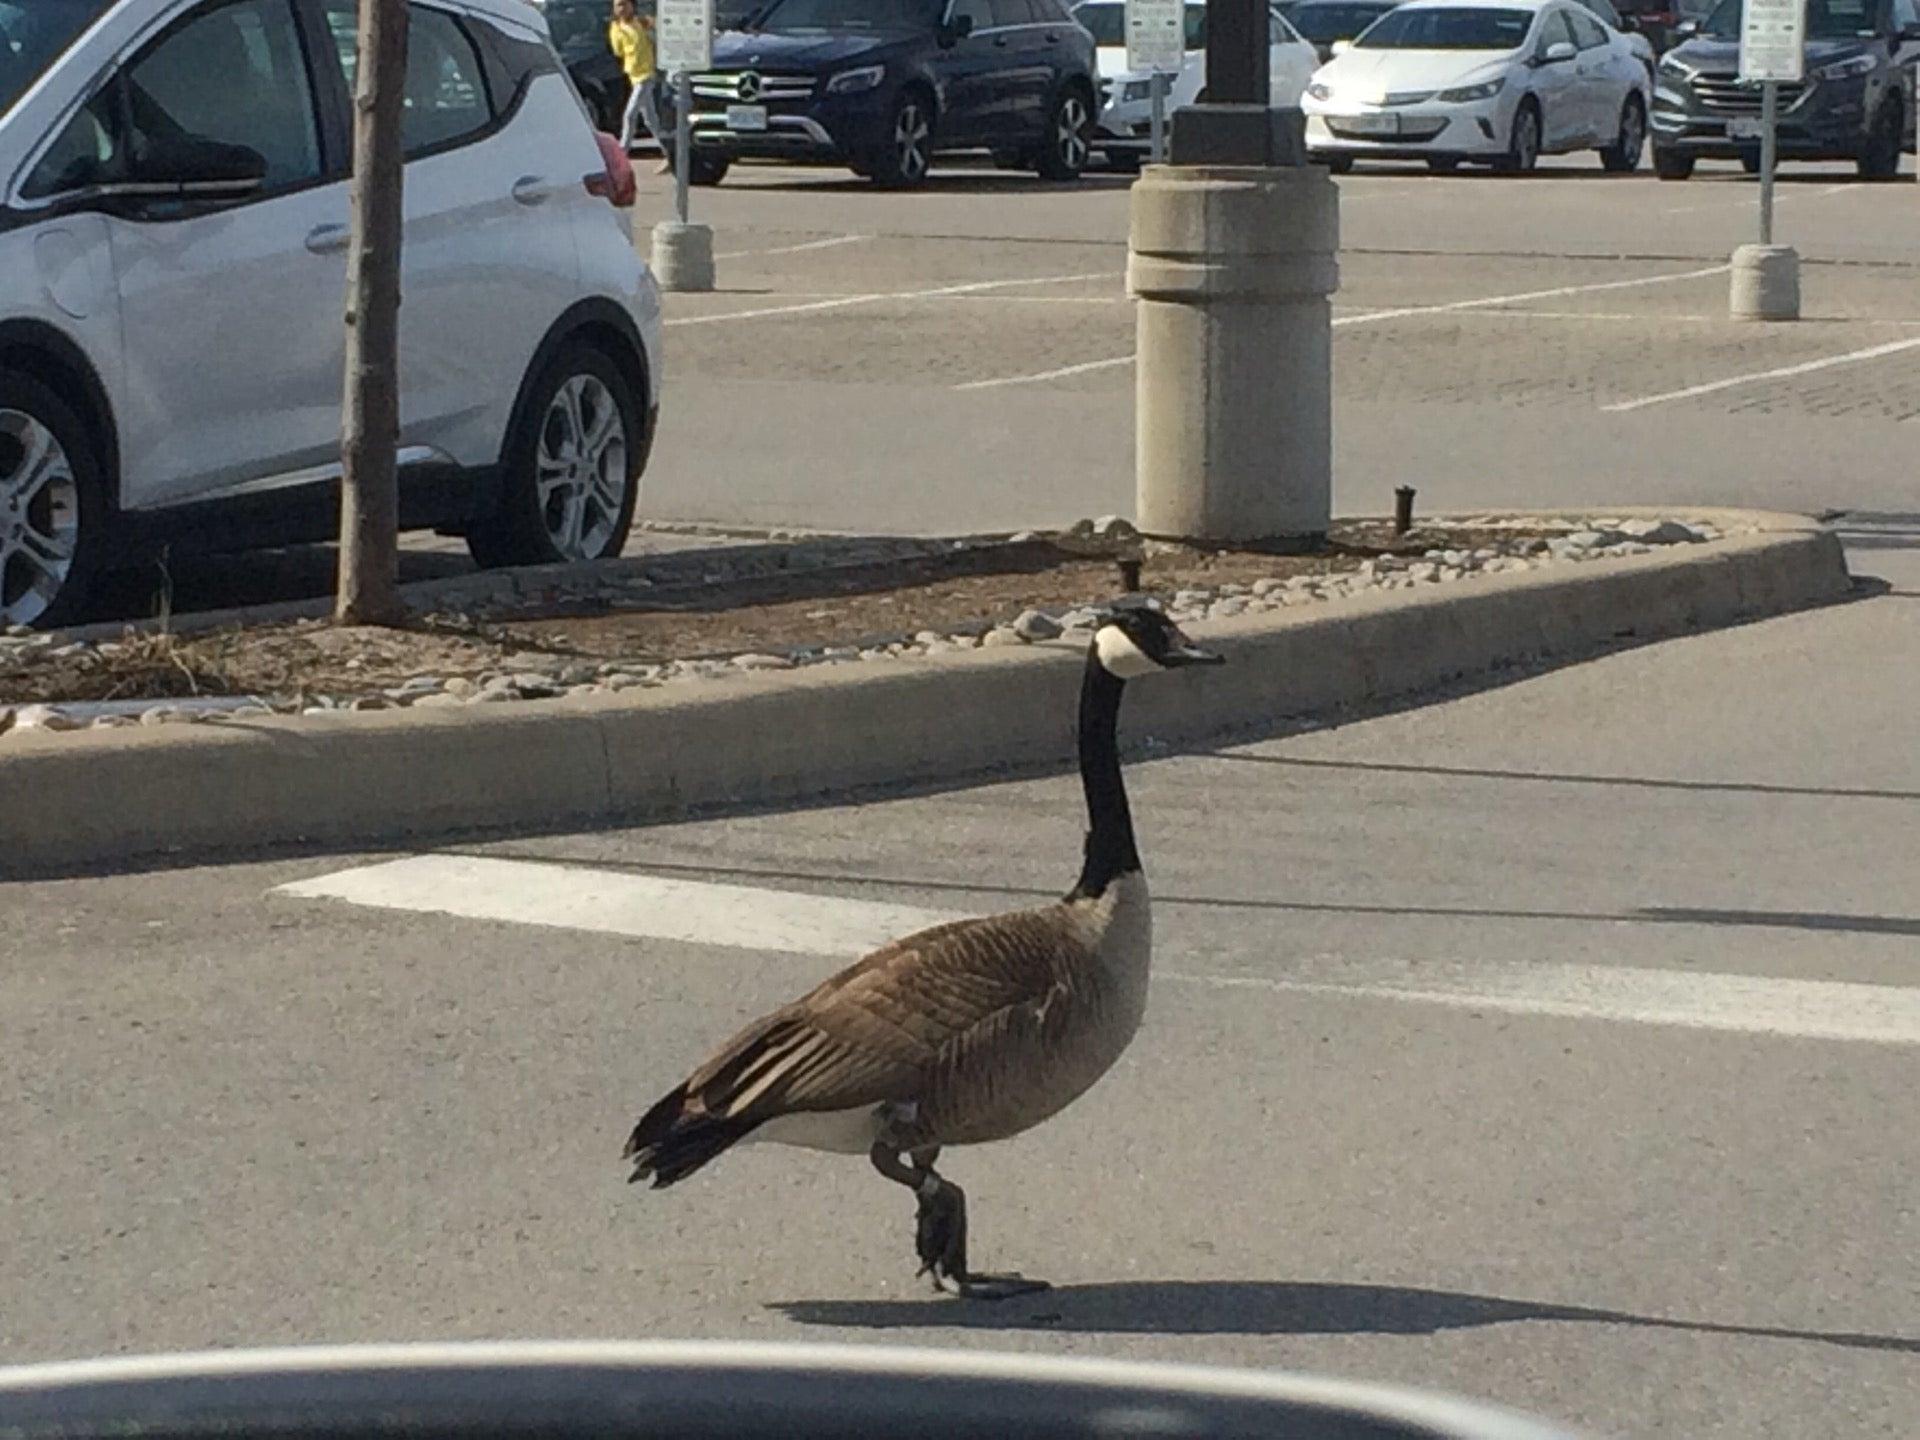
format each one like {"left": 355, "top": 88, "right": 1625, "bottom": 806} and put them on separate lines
{"left": 1649, "top": 0, "right": 1920, "bottom": 177}
{"left": 674, "top": 0, "right": 1101, "bottom": 186}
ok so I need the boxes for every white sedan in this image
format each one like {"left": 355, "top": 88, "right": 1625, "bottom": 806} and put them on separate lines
{"left": 1301, "top": 0, "right": 1652, "bottom": 171}
{"left": 1075, "top": 0, "right": 1321, "bottom": 166}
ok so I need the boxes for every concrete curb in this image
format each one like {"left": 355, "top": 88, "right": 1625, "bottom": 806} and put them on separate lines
{"left": 0, "top": 509, "right": 1850, "bottom": 877}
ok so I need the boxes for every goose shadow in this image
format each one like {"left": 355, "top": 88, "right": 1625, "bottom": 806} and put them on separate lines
{"left": 771, "top": 1280, "right": 1919, "bottom": 1355}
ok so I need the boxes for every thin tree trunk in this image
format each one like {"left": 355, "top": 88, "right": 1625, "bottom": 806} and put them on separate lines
{"left": 335, "top": 0, "right": 407, "bottom": 626}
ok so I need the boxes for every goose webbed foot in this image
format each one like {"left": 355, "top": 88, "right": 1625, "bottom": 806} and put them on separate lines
{"left": 914, "top": 1175, "right": 1050, "bottom": 1301}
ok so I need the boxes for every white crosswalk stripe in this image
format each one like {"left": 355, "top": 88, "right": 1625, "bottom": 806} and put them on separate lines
{"left": 277, "top": 856, "right": 1920, "bottom": 1047}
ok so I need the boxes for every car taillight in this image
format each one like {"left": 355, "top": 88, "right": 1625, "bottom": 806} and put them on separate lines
{"left": 586, "top": 131, "right": 637, "bottom": 208}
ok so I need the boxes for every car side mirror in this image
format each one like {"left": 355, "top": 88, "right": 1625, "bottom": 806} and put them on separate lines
{"left": 107, "top": 135, "right": 267, "bottom": 203}
{"left": 1535, "top": 38, "right": 1576, "bottom": 63}
{"left": 1329, "top": 36, "right": 1352, "bottom": 54}
{"left": 939, "top": 12, "right": 974, "bottom": 43}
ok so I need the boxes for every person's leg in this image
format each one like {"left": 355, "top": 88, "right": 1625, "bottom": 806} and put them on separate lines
{"left": 618, "top": 80, "right": 647, "bottom": 150}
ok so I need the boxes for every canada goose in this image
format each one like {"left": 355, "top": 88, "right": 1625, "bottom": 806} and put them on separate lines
{"left": 622, "top": 601, "right": 1223, "bottom": 1297}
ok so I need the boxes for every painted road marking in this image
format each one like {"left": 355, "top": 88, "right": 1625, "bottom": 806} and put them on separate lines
{"left": 956, "top": 265, "right": 1730, "bottom": 391}
{"left": 1603, "top": 335, "right": 1920, "bottom": 412}
{"left": 665, "top": 272, "right": 1113, "bottom": 328}
{"left": 712, "top": 235, "right": 870, "bottom": 261}
{"left": 278, "top": 857, "right": 1920, "bottom": 1046}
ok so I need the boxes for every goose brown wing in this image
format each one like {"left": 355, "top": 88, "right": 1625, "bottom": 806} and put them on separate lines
{"left": 683, "top": 907, "right": 1075, "bottom": 1122}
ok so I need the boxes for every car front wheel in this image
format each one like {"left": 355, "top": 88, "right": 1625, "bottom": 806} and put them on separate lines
{"left": 1035, "top": 86, "right": 1094, "bottom": 181}
{"left": 467, "top": 342, "right": 643, "bottom": 570}
{"left": 1653, "top": 144, "right": 1694, "bottom": 179}
{"left": 866, "top": 91, "right": 934, "bottom": 188}
{"left": 0, "top": 371, "right": 105, "bottom": 630}
{"left": 1858, "top": 98, "right": 1903, "bottom": 179}
{"left": 1495, "top": 99, "right": 1540, "bottom": 173}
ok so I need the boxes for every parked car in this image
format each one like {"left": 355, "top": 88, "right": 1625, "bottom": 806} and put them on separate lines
{"left": 1302, "top": 0, "right": 1654, "bottom": 170}
{"left": 0, "top": 0, "right": 661, "bottom": 629}
{"left": 674, "top": 0, "right": 1102, "bottom": 186}
{"left": 1574, "top": 0, "right": 1658, "bottom": 71}
{"left": 1286, "top": 0, "right": 1402, "bottom": 61}
{"left": 1074, "top": 0, "right": 1320, "bottom": 166}
{"left": 1649, "top": 0, "right": 1920, "bottom": 178}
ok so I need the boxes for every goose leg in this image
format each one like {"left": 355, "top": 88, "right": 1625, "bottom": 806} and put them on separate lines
{"left": 868, "top": 1144, "right": 1048, "bottom": 1300}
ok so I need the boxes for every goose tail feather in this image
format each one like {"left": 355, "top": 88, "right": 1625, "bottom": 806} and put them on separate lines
{"left": 622, "top": 1085, "right": 758, "bottom": 1189}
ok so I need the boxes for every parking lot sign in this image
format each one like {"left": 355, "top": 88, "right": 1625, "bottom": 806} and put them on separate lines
{"left": 1738, "top": 0, "right": 1805, "bottom": 81}
{"left": 1126, "top": 0, "right": 1184, "bottom": 73}
{"left": 657, "top": 0, "right": 715, "bottom": 74}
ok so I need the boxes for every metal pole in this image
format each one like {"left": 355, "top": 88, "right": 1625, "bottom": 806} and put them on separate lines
{"left": 1758, "top": 78, "right": 1776, "bottom": 244}
{"left": 674, "top": 69, "right": 692, "bottom": 225}
{"left": 1149, "top": 71, "right": 1167, "bottom": 164}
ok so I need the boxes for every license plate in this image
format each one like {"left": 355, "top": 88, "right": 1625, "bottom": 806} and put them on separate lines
{"left": 1725, "top": 117, "right": 1766, "bottom": 139}
{"left": 1342, "top": 113, "right": 1400, "bottom": 135}
{"left": 725, "top": 104, "right": 768, "bottom": 132}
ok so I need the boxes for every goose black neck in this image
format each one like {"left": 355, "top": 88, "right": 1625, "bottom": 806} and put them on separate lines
{"left": 1067, "top": 650, "right": 1140, "bottom": 901}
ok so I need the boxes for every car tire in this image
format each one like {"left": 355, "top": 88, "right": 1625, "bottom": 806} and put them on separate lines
{"left": 0, "top": 370, "right": 108, "bottom": 631}
{"left": 865, "top": 89, "right": 935, "bottom": 188}
{"left": 1599, "top": 94, "right": 1645, "bottom": 172}
{"left": 1035, "top": 83, "right": 1095, "bottom": 180}
{"left": 1653, "top": 144, "right": 1694, "bottom": 179}
{"left": 466, "top": 342, "right": 643, "bottom": 571}
{"left": 1494, "top": 98, "right": 1540, "bottom": 173}
{"left": 1740, "top": 152, "right": 1761, "bottom": 174}
{"left": 687, "top": 152, "right": 731, "bottom": 186}
{"left": 1858, "top": 98, "right": 1903, "bottom": 179}
{"left": 1427, "top": 157, "right": 1461, "bottom": 173}
{"left": 1106, "top": 149, "right": 1143, "bottom": 173}
{"left": 1322, "top": 155, "right": 1355, "bottom": 173}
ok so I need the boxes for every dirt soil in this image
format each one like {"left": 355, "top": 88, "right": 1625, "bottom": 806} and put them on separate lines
{"left": 2, "top": 522, "right": 1536, "bottom": 709}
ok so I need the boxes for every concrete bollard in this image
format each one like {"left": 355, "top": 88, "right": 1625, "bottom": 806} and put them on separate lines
{"left": 1128, "top": 163, "right": 1339, "bottom": 545}
{"left": 1729, "top": 243, "right": 1799, "bottom": 321}
{"left": 651, "top": 221, "right": 715, "bottom": 293}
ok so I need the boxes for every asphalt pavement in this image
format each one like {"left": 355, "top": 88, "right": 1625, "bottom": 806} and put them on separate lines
{"left": 4, "top": 522, "right": 1915, "bottom": 1437}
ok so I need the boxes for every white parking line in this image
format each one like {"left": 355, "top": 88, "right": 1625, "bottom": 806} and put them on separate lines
{"left": 1603, "top": 335, "right": 1920, "bottom": 412}
{"left": 665, "top": 271, "right": 1113, "bottom": 327}
{"left": 712, "top": 234, "right": 870, "bottom": 261}
{"left": 957, "top": 264, "right": 1730, "bottom": 391}
{"left": 277, "top": 856, "right": 1920, "bottom": 1046}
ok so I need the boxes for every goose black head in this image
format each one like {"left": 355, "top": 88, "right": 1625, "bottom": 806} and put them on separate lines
{"left": 1091, "top": 600, "right": 1225, "bottom": 679}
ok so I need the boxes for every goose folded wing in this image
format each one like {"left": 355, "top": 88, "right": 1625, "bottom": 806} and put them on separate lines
{"left": 685, "top": 909, "right": 1076, "bottom": 1122}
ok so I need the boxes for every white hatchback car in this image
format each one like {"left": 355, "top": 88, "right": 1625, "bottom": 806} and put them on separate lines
{"left": 0, "top": 0, "right": 661, "bottom": 628}
{"left": 1302, "top": 0, "right": 1652, "bottom": 171}
{"left": 1076, "top": 0, "right": 1321, "bottom": 165}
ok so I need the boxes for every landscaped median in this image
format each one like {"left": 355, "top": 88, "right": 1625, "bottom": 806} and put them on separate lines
{"left": 0, "top": 508, "right": 1850, "bottom": 877}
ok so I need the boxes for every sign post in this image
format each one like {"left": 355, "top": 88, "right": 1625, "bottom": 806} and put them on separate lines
{"left": 1729, "top": 0, "right": 1804, "bottom": 317}
{"left": 651, "top": 0, "right": 715, "bottom": 291}
{"left": 1125, "top": 0, "right": 1182, "bottom": 165}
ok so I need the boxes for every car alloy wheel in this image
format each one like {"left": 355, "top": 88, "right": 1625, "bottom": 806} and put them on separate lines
{"left": 1501, "top": 103, "right": 1540, "bottom": 173}
{"left": 894, "top": 101, "right": 930, "bottom": 184}
{"left": 1056, "top": 93, "right": 1090, "bottom": 171}
{"left": 1602, "top": 95, "right": 1645, "bottom": 172}
{"left": 0, "top": 408, "right": 80, "bottom": 629}
{"left": 537, "top": 374, "right": 629, "bottom": 562}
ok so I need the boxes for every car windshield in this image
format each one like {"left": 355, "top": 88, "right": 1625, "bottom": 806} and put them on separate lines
{"left": 1699, "top": 0, "right": 1880, "bottom": 37}
{"left": 750, "top": 0, "right": 940, "bottom": 30}
{"left": 1355, "top": 5, "right": 1534, "bottom": 47}
{"left": 542, "top": 0, "right": 612, "bottom": 61}
{"left": 1291, "top": 1, "right": 1396, "bottom": 41}
{"left": 1074, "top": 2, "right": 1209, "bottom": 46}
{"left": 0, "top": 0, "right": 114, "bottom": 120}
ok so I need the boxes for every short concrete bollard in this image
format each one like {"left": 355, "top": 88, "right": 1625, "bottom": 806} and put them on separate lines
{"left": 1128, "top": 163, "right": 1339, "bottom": 544}
{"left": 651, "top": 221, "right": 715, "bottom": 293}
{"left": 1729, "top": 243, "right": 1799, "bottom": 321}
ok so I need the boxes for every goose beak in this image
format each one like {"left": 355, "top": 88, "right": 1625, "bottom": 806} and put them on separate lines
{"left": 1163, "top": 641, "right": 1225, "bottom": 668}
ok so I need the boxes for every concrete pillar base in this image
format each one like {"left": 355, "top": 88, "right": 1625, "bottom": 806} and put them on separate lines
{"left": 1128, "top": 164, "right": 1339, "bottom": 543}
{"left": 1729, "top": 243, "right": 1799, "bottom": 321}
{"left": 652, "top": 221, "right": 715, "bottom": 293}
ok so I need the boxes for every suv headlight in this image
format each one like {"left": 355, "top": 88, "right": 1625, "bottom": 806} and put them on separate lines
{"left": 825, "top": 64, "right": 886, "bottom": 95}
{"left": 1812, "top": 53, "right": 1875, "bottom": 81}
{"left": 1436, "top": 77, "right": 1504, "bottom": 102}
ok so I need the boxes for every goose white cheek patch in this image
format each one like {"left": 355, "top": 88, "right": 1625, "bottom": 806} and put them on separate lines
{"left": 1095, "top": 625, "right": 1160, "bottom": 678}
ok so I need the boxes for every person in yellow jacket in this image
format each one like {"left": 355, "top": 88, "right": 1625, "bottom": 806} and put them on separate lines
{"left": 608, "top": 0, "right": 663, "bottom": 162}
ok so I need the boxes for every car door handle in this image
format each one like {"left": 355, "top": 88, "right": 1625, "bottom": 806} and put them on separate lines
{"left": 993, "top": 34, "right": 1009, "bottom": 44}
{"left": 511, "top": 175, "right": 555, "bottom": 205}
{"left": 304, "top": 223, "right": 349, "bottom": 255}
